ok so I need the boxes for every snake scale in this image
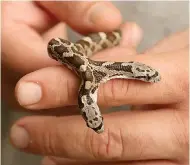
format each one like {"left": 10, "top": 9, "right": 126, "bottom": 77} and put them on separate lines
{"left": 47, "top": 29, "right": 161, "bottom": 134}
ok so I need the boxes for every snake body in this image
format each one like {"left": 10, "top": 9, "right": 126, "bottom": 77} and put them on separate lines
{"left": 47, "top": 30, "right": 161, "bottom": 134}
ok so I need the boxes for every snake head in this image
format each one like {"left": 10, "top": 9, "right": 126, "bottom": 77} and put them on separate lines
{"left": 132, "top": 62, "right": 161, "bottom": 83}
{"left": 47, "top": 38, "right": 73, "bottom": 62}
{"left": 86, "top": 116, "right": 104, "bottom": 134}
{"left": 81, "top": 110, "right": 104, "bottom": 134}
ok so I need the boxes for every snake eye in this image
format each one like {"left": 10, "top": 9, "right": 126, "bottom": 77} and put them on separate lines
{"left": 86, "top": 122, "right": 90, "bottom": 128}
{"left": 92, "top": 122, "right": 104, "bottom": 134}
{"left": 47, "top": 38, "right": 61, "bottom": 61}
{"left": 47, "top": 46, "right": 53, "bottom": 55}
{"left": 47, "top": 46, "right": 58, "bottom": 61}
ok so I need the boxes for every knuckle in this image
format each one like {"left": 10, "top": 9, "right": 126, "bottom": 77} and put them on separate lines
{"left": 39, "top": 126, "right": 58, "bottom": 155}
{"left": 53, "top": 68, "right": 77, "bottom": 106}
{"left": 57, "top": 77, "right": 70, "bottom": 105}
{"left": 171, "top": 110, "right": 189, "bottom": 160}
{"left": 180, "top": 76, "right": 189, "bottom": 99}
{"left": 173, "top": 54, "right": 189, "bottom": 101}
{"left": 101, "top": 79, "right": 130, "bottom": 106}
{"left": 174, "top": 69, "right": 189, "bottom": 101}
{"left": 167, "top": 70, "right": 188, "bottom": 103}
{"left": 87, "top": 128, "right": 124, "bottom": 160}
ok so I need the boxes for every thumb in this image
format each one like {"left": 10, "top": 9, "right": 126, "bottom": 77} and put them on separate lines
{"left": 38, "top": 1, "right": 122, "bottom": 34}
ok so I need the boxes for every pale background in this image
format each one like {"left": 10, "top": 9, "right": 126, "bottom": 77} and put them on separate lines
{"left": 2, "top": 1, "right": 189, "bottom": 165}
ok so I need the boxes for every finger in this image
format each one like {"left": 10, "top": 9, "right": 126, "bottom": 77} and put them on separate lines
{"left": 120, "top": 22, "right": 143, "bottom": 48}
{"left": 10, "top": 109, "right": 187, "bottom": 161}
{"left": 42, "top": 23, "right": 68, "bottom": 43}
{"left": 2, "top": 25, "right": 57, "bottom": 73}
{"left": 2, "top": 2, "right": 58, "bottom": 33}
{"left": 41, "top": 156, "right": 177, "bottom": 165}
{"left": 145, "top": 29, "right": 189, "bottom": 54}
{"left": 14, "top": 47, "right": 136, "bottom": 109}
{"left": 2, "top": 2, "right": 60, "bottom": 74}
{"left": 38, "top": 1, "right": 122, "bottom": 34}
{"left": 15, "top": 47, "right": 187, "bottom": 109}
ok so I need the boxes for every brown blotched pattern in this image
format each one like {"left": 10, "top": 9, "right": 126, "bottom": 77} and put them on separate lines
{"left": 47, "top": 30, "right": 161, "bottom": 134}
{"left": 88, "top": 33, "right": 102, "bottom": 44}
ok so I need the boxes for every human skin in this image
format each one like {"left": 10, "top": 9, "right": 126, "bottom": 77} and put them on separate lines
{"left": 13, "top": 29, "right": 189, "bottom": 165}
{"left": 2, "top": 1, "right": 188, "bottom": 165}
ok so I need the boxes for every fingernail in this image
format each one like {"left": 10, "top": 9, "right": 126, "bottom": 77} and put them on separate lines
{"left": 10, "top": 125, "right": 30, "bottom": 149}
{"left": 16, "top": 82, "right": 42, "bottom": 106}
{"left": 89, "top": 3, "right": 121, "bottom": 25}
{"left": 130, "top": 23, "right": 142, "bottom": 46}
{"left": 41, "top": 157, "right": 56, "bottom": 165}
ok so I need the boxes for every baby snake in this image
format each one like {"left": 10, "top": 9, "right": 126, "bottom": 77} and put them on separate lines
{"left": 47, "top": 29, "right": 161, "bottom": 134}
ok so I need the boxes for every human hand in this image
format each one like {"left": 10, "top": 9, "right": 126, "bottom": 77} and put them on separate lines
{"left": 10, "top": 18, "right": 189, "bottom": 165}
{"left": 2, "top": 1, "right": 122, "bottom": 108}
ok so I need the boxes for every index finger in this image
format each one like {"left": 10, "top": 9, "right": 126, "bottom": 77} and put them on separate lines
{"left": 15, "top": 48, "right": 188, "bottom": 110}
{"left": 10, "top": 109, "right": 187, "bottom": 161}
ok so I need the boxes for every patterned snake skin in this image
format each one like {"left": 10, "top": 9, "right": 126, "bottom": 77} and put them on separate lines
{"left": 47, "top": 30, "right": 161, "bottom": 134}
